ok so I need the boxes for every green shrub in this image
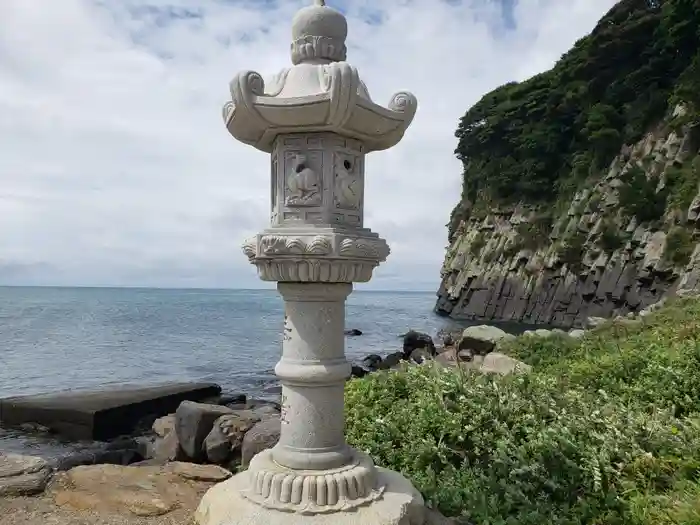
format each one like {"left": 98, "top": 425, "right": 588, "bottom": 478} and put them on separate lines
{"left": 598, "top": 218, "right": 626, "bottom": 253}
{"left": 618, "top": 166, "right": 668, "bottom": 224}
{"left": 556, "top": 231, "right": 587, "bottom": 272}
{"left": 665, "top": 156, "right": 700, "bottom": 214}
{"left": 664, "top": 226, "right": 696, "bottom": 267}
{"left": 468, "top": 232, "right": 487, "bottom": 256}
{"left": 345, "top": 296, "right": 700, "bottom": 524}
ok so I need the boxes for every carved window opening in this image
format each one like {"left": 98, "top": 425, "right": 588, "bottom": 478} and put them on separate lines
{"left": 343, "top": 159, "right": 352, "bottom": 170}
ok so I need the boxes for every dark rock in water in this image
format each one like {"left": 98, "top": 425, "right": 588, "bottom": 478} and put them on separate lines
{"left": 402, "top": 330, "right": 436, "bottom": 358}
{"left": 218, "top": 393, "right": 247, "bottom": 406}
{"left": 344, "top": 328, "right": 363, "bottom": 336}
{"left": 175, "top": 401, "right": 234, "bottom": 461}
{"left": 409, "top": 348, "right": 433, "bottom": 364}
{"left": 241, "top": 418, "right": 281, "bottom": 468}
{"left": 361, "top": 354, "right": 383, "bottom": 371}
{"left": 350, "top": 365, "right": 367, "bottom": 378}
{"left": 0, "top": 382, "right": 221, "bottom": 442}
{"left": 103, "top": 437, "right": 139, "bottom": 452}
{"left": 377, "top": 352, "right": 404, "bottom": 370}
{"left": 50, "top": 448, "right": 142, "bottom": 471}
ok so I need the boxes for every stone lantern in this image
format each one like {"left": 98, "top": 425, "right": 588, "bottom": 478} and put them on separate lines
{"left": 195, "top": 1, "right": 426, "bottom": 524}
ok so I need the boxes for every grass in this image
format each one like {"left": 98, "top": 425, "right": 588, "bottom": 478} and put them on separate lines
{"left": 345, "top": 295, "right": 700, "bottom": 524}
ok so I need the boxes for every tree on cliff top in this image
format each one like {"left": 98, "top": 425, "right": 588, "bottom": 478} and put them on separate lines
{"left": 454, "top": 0, "right": 700, "bottom": 210}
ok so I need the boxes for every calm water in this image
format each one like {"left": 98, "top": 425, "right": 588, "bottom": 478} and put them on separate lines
{"left": 0, "top": 286, "right": 464, "bottom": 457}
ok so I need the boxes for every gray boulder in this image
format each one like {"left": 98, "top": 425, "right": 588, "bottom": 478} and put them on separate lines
{"left": 377, "top": 351, "right": 404, "bottom": 370}
{"left": 153, "top": 427, "right": 186, "bottom": 462}
{"left": 402, "top": 330, "right": 436, "bottom": 358}
{"left": 568, "top": 329, "right": 586, "bottom": 339}
{"left": 241, "top": 418, "right": 281, "bottom": 468}
{"left": 175, "top": 401, "right": 234, "bottom": 461}
{"left": 459, "top": 325, "right": 515, "bottom": 354}
{"left": 204, "top": 412, "right": 260, "bottom": 464}
{"left": 481, "top": 352, "right": 531, "bottom": 375}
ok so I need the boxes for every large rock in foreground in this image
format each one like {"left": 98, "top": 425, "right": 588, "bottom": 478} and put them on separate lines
{"left": 0, "top": 382, "right": 222, "bottom": 441}
{"left": 0, "top": 453, "right": 52, "bottom": 497}
{"left": 53, "top": 462, "right": 231, "bottom": 517}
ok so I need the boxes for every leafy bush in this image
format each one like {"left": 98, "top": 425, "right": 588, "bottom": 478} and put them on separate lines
{"left": 618, "top": 166, "right": 668, "bottom": 223}
{"left": 598, "top": 218, "right": 626, "bottom": 253}
{"left": 556, "top": 231, "right": 587, "bottom": 272}
{"left": 345, "top": 297, "right": 700, "bottom": 524}
{"left": 665, "top": 156, "right": 700, "bottom": 213}
{"left": 664, "top": 226, "right": 696, "bottom": 267}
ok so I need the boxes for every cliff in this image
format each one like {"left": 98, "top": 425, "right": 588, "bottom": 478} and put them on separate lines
{"left": 436, "top": 0, "right": 700, "bottom": 328}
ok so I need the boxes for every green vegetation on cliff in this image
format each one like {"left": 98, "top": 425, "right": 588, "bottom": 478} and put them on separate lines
{"left": 453, "top": 0, "right": 700, "bottom": 229}
{"left": 345, "top": 296, "right": 700, "bottom": 524}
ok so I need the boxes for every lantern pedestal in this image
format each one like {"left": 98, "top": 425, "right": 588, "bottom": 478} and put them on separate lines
{"left": 197, "top": 0, "right": 426, "bottom": 523}
{"left": 195, "top": 465, "right": 425, "bottom": 525}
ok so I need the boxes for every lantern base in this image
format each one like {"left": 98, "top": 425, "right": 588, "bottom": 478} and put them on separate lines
{"left": 194, "top": 464, "right": 426, "bottom": 525}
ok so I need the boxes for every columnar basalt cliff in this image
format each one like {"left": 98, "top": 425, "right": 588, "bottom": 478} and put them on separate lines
{"left": 436, "top": 0, "right": 700, "bottom": 328}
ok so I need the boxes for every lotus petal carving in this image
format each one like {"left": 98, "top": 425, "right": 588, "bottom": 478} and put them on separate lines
{"left": 306, "top": 236, "right": 332, "bottom": 255}
{"left": 285, "top": 237, "right": 306, "bottom": 254}
{"left": 242, "top": 237, "right": 257, "bottom": 261}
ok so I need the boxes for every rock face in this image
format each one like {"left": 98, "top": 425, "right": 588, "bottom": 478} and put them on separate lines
{"left": 437, "top": 117, "right": 700, "bottom": 328}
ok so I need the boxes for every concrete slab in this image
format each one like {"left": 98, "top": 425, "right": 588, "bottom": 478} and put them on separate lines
{"left": 0, "top": 382, "right": 221, "bottom": 441}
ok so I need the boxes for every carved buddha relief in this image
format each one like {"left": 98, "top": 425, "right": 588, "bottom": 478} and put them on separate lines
{"left": 333, "top": 153, "right": 361, "bottom": 210}
{"left": 285, "top": 152, "right": 322, "bottom": 206}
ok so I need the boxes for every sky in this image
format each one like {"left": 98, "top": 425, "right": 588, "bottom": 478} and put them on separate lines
{"left": 0, "top": 0, "right": 619, "bottom": 291}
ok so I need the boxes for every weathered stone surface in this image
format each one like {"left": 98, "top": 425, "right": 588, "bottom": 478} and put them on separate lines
{"left": 153, "top": 424, "right": 186, "bottom": 462}
{"left": 459, "top": 325, "right": 514, "bottom": 354}
{"left": 167, "top": 462, "right": 231, "bottom": 482}
{"left": 49, "top": 448, "right": 140, "bottom": 471}
{"left": 0, "top": 453, "right": 52, "bottom": 496}
{"left": 241, "top": 418, "right": 281, "bottom": 468}
{"left": 175, "top": 401, "right": 234, "bottom": 461}
{"left": 204, "top": 413, "right": 259, "bottom": 464}
{"left": 52, "top": 463, "right": 220, "bottom": 517}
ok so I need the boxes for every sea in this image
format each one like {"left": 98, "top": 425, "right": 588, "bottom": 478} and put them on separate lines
{"left": 0, "top": 286, "right": 466, "bottom": 458}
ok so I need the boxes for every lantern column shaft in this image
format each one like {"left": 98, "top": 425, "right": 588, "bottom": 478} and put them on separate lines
{"left": 272, "top": 282, "right": 353, "bottom": 470}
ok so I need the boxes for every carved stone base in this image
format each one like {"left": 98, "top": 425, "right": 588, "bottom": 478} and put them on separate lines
{"left": 195, "top": 465, "right": 426, "bottom": 525}
{"left": 242, "top": 449, "right": 382, "bottom": 513}
{"left": 242, "top": 227, "right": 390, "bottom": 283}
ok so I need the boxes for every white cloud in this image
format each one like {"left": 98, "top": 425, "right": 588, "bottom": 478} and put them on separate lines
{"left": 0, "top": 0, "right": 617, "bottom": 290}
